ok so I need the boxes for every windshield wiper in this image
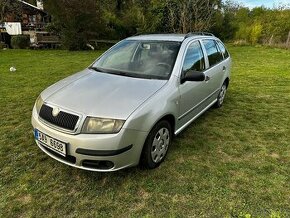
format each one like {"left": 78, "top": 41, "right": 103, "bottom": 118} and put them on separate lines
{"left": 88, "top": 66, "right": 106, "bottom": 73}
{"left": 89, "top": 66, "right": 166, "bottom": 80}
{"left": 89, "top": 67, "right": 135, "bottom": 78}
{"left": 89, "top": 66, "right": 128, "bottom": 76}
{"left": 109, "top": 70, "right": 132, "bottom": 77}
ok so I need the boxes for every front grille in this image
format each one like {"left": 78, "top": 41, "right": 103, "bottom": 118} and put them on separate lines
{"left": 39, "top": 104, "right": 79, "bottom": 131}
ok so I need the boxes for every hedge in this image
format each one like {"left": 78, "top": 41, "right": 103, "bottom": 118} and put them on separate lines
{"left": 11, "top": 35, "right": 30, "bottom": 49}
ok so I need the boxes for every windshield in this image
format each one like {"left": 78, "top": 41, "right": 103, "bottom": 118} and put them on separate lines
{"left": 92, "top": 40, "right": 181, "bottom": 80}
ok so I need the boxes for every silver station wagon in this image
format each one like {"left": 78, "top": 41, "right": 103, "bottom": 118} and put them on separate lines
{"left": 32, "top": 33, "right": 231, "bottom": 172}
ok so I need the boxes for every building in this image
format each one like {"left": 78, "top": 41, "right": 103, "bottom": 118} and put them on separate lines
{"left": 0, "top": 0, "right": 59, "bottom": 48}
{"left": 1, "top": 0, "right": 49, "bottom": 32}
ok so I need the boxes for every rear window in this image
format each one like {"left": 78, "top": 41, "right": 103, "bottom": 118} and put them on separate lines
{"left": 202, "top": 39, "right": 223, "bottom": 67}
{"left": 216, "top": 41, "right": 229, "bottom": 59}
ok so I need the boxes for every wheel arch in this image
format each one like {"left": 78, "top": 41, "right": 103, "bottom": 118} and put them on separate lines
{"left": 224, "top": 77, "right": 230, "bottom": 88}
{"left": 159, "top": 114, "right": 176, "bottom": 135}
{"left": 139, "top": 113, "right": 176, "bottom": 167}
{"left": 140, "top": 113, "right": 176, "bottom": 150}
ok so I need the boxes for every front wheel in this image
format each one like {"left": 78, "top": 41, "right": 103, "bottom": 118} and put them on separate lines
{"left": 214, "top": 82, "right": 228, "bottom": 108}
{"left": 140, "top": 120, "right": 172, "bottom": 169}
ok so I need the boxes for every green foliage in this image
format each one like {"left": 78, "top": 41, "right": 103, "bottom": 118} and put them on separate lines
{"left": 11, "top": 35, "right": 30, "bottom": 49}
{"left": 45, "top": 0, "right": 101, "bottom": 50}
{"left": 235, "top": 23, "right": 251, "bottom": 41}
{"left": 25, "top": 0, "right": 37, "bottom": 5}
{"left": 234, "top": 22, "right": 262, "bottom": 44}
{"left": 214, "top": 1, "right": 290, "bottom": 44}
{"left": 0, "top": 42, "right": 5, "bottom": 49}
{"left": 44, "top": 0, "right": 221, "bottom": 49}
{"left": 249, "top": 22, "right": 262, "bottom": 44}
{"left": 270, "top": 210, "right": 282, "bottom": 218}
{"left": 41, "top": 0, "right": 290, "bottom": 49}
{"left": 0, "top": 0, "right": 22, "bottom": 22}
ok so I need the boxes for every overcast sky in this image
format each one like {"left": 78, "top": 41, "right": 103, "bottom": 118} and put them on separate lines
{"left": 232, "top": 0, "right": 290, "bottom": 8}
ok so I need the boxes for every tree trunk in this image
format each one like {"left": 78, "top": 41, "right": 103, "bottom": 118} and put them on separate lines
{"left": 286, "top": 31, "right": 290, "bottom": 48}
{"left": 269, "top": 35, "right": 273, "bottom": 45}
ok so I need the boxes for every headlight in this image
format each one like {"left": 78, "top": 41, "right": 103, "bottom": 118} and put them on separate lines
{"left": 35, "top": 95, "right": 44, "bottom": 114}
{"left": 81, "top": 117, "right": 125, "bottom": 134}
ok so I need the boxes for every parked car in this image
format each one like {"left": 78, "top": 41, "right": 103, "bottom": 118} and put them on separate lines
{"left": 32, "top": 33, "right": 231, "bottom": 172}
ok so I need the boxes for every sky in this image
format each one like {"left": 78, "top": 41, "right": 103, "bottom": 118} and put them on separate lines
{"left": 232, "top": 0, "right": 290, "bottom": 8}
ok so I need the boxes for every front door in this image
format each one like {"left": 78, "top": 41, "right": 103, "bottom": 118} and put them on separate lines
{"left": 178, "top": 40, "right": 210, "bottom": 128}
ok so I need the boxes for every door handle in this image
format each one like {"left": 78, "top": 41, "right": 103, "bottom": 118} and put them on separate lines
{"left": 223, "top": 66, "right": 226, "bottom": 71}
{"left": 205, "top": 76, "right": 210, "bottom": 82}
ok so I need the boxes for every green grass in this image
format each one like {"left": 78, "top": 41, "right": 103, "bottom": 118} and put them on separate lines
{"left": 0, "top": 46, "right": 289, "bottom": 217}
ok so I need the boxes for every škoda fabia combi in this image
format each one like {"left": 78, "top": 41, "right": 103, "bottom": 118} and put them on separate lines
{"left": 32, "top": 33, "right": 231, "bottom": 172}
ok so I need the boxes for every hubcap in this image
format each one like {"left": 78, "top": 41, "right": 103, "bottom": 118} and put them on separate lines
{"left": 218, "top": 85, "right": 227, "bottom": 105}
{"left": 151, "top": 128, "right": 170, "bottom": 163}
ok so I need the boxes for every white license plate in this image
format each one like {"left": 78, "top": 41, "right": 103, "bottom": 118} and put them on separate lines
{"left": 34, "top": 129, "right": 67, "bottom": 157}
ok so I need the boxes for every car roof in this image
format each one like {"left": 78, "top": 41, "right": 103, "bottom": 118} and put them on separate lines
{"left": 127, "top": 34, "right": 216, "bottom": 42}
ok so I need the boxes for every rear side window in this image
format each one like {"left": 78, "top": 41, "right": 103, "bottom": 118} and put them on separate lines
{"left": 202, "top": 39, "right": 223, "bottom": 67}
{"left": 216, "top": 41, "right": 229, "bottom": 59}
{"left": 182, "top": 41, "right": 205, "bottom": 73}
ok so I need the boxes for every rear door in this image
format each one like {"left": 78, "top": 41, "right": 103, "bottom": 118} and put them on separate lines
{"left": 201, "top": 39, "right": 225, "bottom": 100}
{"left": 216, "top": 40, "right": 231, "bottom": 79}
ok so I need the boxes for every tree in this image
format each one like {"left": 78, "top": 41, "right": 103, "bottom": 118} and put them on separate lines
{"left": 40, "top": 0, "right": 290, "bottom": 49}
{"left": 211, "top": 0, "right": 244, "bottom": 40}
{"left": 0, "top": 0, "right": 22, "bottom": 23}
{"left": 26, "top": 0, "right": 37, "bottom": 6}
{"left": 160, "top": 0, "right": 221, "bottom": 33}
{"left": 44, "top": 0, "right": 101, "bottom": 50}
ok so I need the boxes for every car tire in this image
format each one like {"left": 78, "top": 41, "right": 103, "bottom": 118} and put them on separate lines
{"left": 140, "top": 120, "right": 172, "bottom": 169}
{"left": 214, "top": 82, "right": 228, "bottom": 108}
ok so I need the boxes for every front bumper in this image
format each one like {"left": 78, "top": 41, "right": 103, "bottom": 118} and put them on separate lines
{"left": 31, "top": 107, "right": 148, "bottom": 172}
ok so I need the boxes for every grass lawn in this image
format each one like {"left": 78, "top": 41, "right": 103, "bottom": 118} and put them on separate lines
{"left": 0, "top": 45, "right": 289, "bottom": 217}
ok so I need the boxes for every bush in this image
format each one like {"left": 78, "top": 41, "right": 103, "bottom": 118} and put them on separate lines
{"left": 11, "top": 35, "right": 30, "bottom": 49}
{"left": 249, "top": 23, "right": 262, "bottom": 44}
{"left": 0, "top": 42, "right": 5, "bottom": 49}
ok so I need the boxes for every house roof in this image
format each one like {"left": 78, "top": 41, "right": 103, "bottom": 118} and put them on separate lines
{"left": 18, "top": 0, "right": 43, "bottom": 11}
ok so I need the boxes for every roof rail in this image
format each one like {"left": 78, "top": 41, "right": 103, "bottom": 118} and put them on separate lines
{"left": 185, "top": 32, "right": 215, "bottom": 38}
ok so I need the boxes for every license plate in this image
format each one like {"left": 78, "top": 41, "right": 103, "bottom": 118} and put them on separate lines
{"left": 34, "top": 129, "right": 67, "bottom": 157}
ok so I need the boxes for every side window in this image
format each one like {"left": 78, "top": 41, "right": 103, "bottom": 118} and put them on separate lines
{"left": 182, "top": 41, "right": 205, "bottom": 73}
{"left": 202, "top": 39, "right": 223, "bottom": 67}
{"left": 216, "top": 40, "right": 229, "bottom": 59}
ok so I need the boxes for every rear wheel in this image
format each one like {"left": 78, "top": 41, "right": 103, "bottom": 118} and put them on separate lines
{"left": 214, "top": 82, "right": 228, "bottom": 108}
{"left": 140, "top": 120, "right": 172, "bottom": 169}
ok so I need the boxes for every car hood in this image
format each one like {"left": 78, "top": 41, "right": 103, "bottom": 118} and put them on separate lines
{"left": 42, "top": 69, "right": 167, "bottom": 120}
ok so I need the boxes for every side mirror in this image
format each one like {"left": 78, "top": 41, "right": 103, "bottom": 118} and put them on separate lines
{"left": 181, "top": 70, "right": 205, "bottom": 84}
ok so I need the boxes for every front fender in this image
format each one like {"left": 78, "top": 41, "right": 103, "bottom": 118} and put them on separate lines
{"left": 123, "top": 80, "right": 179, "bottom": 133}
